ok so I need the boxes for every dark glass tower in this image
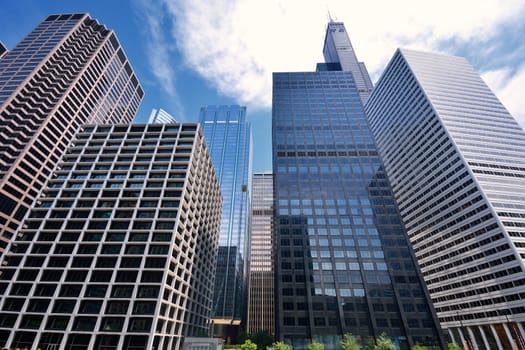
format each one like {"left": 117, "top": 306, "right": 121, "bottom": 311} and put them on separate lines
{"left": 272, "top": 21, "right": 444, "bottom": 349}
{"left": 199, "top": 105, "right": 252, "bottom": 340}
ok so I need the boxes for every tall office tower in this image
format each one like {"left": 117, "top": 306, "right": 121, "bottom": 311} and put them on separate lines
{"left": 272, "top": 22, "right": 444, "bottom": 349}
{"left": 0, "top": 14, "right": 143, "bottom": 252}
{"left": 366, "top": 48, "right": 525, "bottom": 349}
{"left": 0, "top": 123, "right": 222, "bottom": 350}
{"left": 199, "top": 105, "right": 252, "bottom": 340}
{"left": 247, "top": 172, "right": 275, "bottom": 334}
{"left": 148, "top": 108, "right": 177, "bottom": 124}
{"left": 321, "top": 21, "right": 373, "bottom": 104}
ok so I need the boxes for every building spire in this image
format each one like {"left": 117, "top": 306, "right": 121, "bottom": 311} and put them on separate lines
{"left": 327, "top": 9, "right": 334, "bottom": 23}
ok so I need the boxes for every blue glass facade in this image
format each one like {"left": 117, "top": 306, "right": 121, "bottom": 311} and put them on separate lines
{"left": 272, "top": 22, "right": 443, "bottom": 349}
{"left": 199, "top": 105, "right": 252, "bottom": 331}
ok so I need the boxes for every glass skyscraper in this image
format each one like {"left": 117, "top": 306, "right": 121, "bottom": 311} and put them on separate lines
{"left": 0, "top": 123, "right": 222, "bottom": 350}
{"left": 0, "top": 14, "right": 143, "bottom": 252}
{"left": 366, "top": 48, "right": 525, "bottom": 350}
{"left": 272, "top": 22, "right": 443, "bottom": 349}
{"left": 247, "top": 171, "right": 275, "bottom": 334}
{"left": 199, "top": 105, "right": 252, "bottom": 339}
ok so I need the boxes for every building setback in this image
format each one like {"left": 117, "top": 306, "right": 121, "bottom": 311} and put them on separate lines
{"left": 247, "top": 171, "right": 275, "bottom": 335}
{"left": 272, "top": 22, "right": 443, "bottom": 349}
{"left": 199, "top": 105, "right": 252, "bottom": 340}
{"left": 0, "top": 123, "right": 222, "bottom": 350}
{"left": 366, "top": 48, "right": 525, "bottom": 349}
{"left": 0, "top": 14, "right": 143, "bottom": 252}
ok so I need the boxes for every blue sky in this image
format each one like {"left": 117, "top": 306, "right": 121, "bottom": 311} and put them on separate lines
{"left": 2, "top": 0, "right": 525, "bottom": 172}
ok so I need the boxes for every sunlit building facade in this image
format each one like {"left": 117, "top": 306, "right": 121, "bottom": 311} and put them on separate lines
{"left": 366, "top": 48, "right": 525, "bottom": 350}
{"left": 0, "top": 123, "right": 222, "bottom": 350}
{"left": 199, "top": 105, "right": 252, "bottom": 339}
{"left": 148, "top": 108, "right": 177, "bottom": 124}
{"left": 272, "top": 22, "right": 443, "bottom": 349}
{"left": 0, "top": 14, "right": 143, "bottom": 253}
{"left": 247, "top": 172, "right": 274, "bottom": 334}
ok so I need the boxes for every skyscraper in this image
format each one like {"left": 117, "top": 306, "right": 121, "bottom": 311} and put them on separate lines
{"left": 272, "top": 22, "right": 443, "bottom": 349}
{"left": 366, "top": 48, "right": 525, "bottom": 349}
{"left": 0, "top": 123, "right": 222, "bottom": 350}
{"left": 321, "top": 21, "right": 373, "bottom": 104}
{"left": 0, "top": 14, "right": 143, "bottom": 252}
{"left": 199, "top": 105, "right": 252, "bottom": 340}
{"left": 247, "top": 171, "right": 274, "bottom": 334}
{"left": 148, "top": 108, "right": 177, "bottom": 124}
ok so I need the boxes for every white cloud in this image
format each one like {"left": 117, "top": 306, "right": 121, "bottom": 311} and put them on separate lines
{"left": 482, "top": 65, "right": 525, "bottom": 127}
{"left": 141, "top": 0, "right": 525, "bottom": 111}
{"left": 133, "top": 0, "right": 186, "bottom": 118}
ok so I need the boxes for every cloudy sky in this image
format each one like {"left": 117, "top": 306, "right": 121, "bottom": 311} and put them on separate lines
{"left": 1, "top": 0, "right": 525, "bottom": 171}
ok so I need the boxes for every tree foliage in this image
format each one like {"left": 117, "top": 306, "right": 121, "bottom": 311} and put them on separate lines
{"left": 340, "top": 333, "right": 360, "bottom": 350}
{"left": 239, "top": 330, "right": 274, "bottom": 350}
{"left": 364, "top": 336, "right": 376, "bottom": 350}
{"left": 272, "top": 341, "right": 293, "bottom": 350}
{"left": 411, "top": 345, "right": 428, "bottom": 350}
{"left": 240, "top": 339, "right": 257, "bottom": 350}
{"left": 307, "top": 339, "right": 324, "bottom": 350}
{"left": 375, "top": 333, "right": 395, "bottom": 350}
{"left": 447, "top": 343, "right": 462, "bottom": 350}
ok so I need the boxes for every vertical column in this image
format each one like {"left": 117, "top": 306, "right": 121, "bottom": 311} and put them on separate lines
{"left": 516, "top": 322, "right": 525, "bottom": 348}
{"left": 477, "top": 325, "right": 491, "bottom": 350}
{"left": 490, "top": 324, "right": 504, "bottom": 350}
{"left": 466, "top": 327, "right": 479, "bottom": 350}
{"left": 503, "top": 323, "right": 518, "bottom": 350}
{"left": 458, "top": 328, "right": 469, "bottom": 350}
{"left": 448, "top": 328, "right": 459, "bottom": 347}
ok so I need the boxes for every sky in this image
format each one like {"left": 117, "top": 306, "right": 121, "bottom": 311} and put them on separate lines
{"left": 1, "top": 0, "right": 525, "bottom": 172}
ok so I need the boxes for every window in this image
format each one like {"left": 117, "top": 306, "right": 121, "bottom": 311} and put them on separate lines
{"left": 106, "top": 301, "right": 129, "bottom": 314}
{"left": 128, "top": 318, "right": 152, "bottom": 332}
{"left": 100, "top": 317, "right": 124, "bottom": 332}
{"left": 85, "top": 285, "right": 108, "bottom": 298}
{"left": 111, "top": 285, "right": 134, "bottom": 298}
{"left": 46, "top": 316, "right": 70, "bottom": 330}
{"left": 79, "top": 300, "right": 102, "bottom": 314}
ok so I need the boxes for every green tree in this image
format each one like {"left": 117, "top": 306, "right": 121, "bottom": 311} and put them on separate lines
{"left": 363, "top": 336, "right": 376, "bottom": 350}
{"left": 241, "top": 339, "right": 257, "bottom": 350}
{"left": 307, "top": 340, "right": 324, "bottom": 350}
{"left": 272, "top": 341, "right": 293, "bottom": 350}
{"left": 447, "top": 343, "right": 462, "bottom": 350}
{"left": 411, "top": 345, "right": 429, "bottom": 350}
{"left": 375, "top": 333, "right": 395, "bottom": 350}
{"left": 340, "top": 333, "right": 360, "bottom": 350}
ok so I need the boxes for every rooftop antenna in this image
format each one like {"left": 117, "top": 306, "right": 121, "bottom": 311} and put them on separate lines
{"left": 327, "top": 9, "right": 334, "bottom": 23}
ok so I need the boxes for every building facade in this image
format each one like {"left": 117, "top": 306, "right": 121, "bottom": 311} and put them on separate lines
{"left": 0, "top": 41, "right": 7, "bottom": 59}
{"left": 199, "top": 105, "right": 252, "bottom": 340}
{"left": 0, "top": 14, "right": 143, "bottom": 252}
{"left": 0, "top": 123, "right": 222, "bottom": 350}
{"left": 366, "top": 48, "right": 525, "bottom": 350}
{"left": 247, "top": 172, "right": 275, "bottom": 334}
{"left": 272, "top": 22, "right": 443, "bottom": 349}
{"left": 148, "top": 108, "right": 177, "bottom": 124}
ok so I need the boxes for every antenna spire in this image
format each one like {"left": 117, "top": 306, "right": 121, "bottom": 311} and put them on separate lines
{"left": 327, "top": 9, "right": 334, "bottom": 23}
